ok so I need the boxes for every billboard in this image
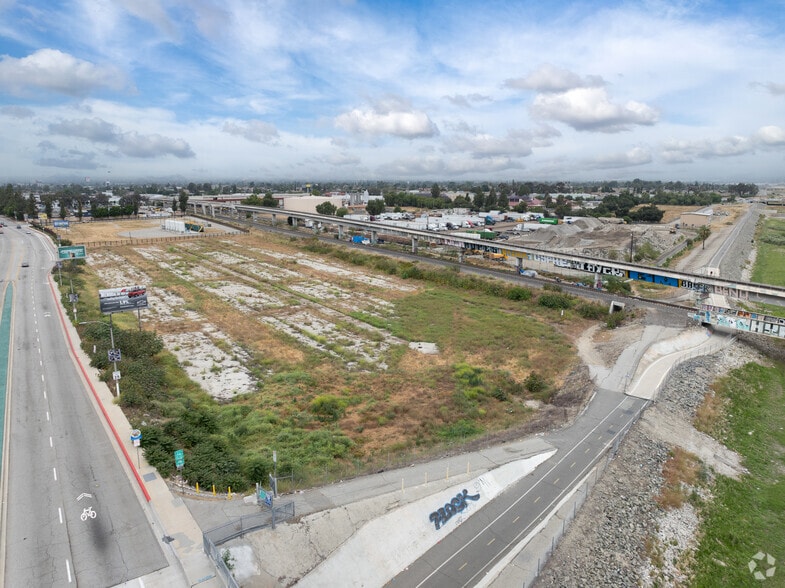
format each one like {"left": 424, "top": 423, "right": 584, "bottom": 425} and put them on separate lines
{"left": 58, "top": 245, "right": 86, "bottom": 259}
{"left": 99, "top": 285, "right": 148, "bottom": 314}
{"left": 53, "top": 220, "right": 70, "bottom": 228}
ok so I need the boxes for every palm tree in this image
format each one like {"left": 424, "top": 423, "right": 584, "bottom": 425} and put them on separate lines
{"left": 697, "top": 225, "right": 711, "bottom": 249}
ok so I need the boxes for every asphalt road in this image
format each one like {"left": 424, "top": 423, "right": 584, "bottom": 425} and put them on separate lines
{"left": 0, "top": 224, "right": 167, "bottom": 586}
{"left": 386, "top": 389, "right": 647, "bottom": 587}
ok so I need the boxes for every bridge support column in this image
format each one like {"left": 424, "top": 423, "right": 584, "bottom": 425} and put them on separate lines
{"left": 516, "top": 257, "right": 523, "bottom": 273}
{"left": 371, "top": 230, "right": 378, "bottom": 244}
{"left": 412, "top": 237, "right": 418, "bottom": 254}
{"left": 458, "top": 250, "right": 464, "bottom": 263}
{"left": 271, "top": 213, "right": 277, "bottom": 226}
{"left": 338, "top": 225, "right": 344, "bottom": 239}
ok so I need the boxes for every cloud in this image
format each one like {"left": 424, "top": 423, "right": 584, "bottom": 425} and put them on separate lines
{"left": 376, "top": 155, "right": 524, "bottom": 178}
{"left": 443, "top": 93, "right": 492, "bottom": 108}
{"left": 750, "top": 81, "right": 785, "bottom": 96}
{"left": 48, "top": 116, "right": 194, "bottom": 158}
{"left": 661, "top": 135, "right": 753, "bottom": 162}
{"left": 586, "top": 146, "right": 653, "bottom": 169}
{"left": 36, "top": 148, "right": 100, "bottom": 169}
{"left": 1, "top": 105, "right": 35, "bottom": 118}
{"left": 443, "top": 126, "right": 560, "bottom": 159}
{"left": 0, "top": 49, "right": 127, "bottom": 97}
{"left": 222, "top": 119, "right": 279, "bottom": 143}
{"left": 505, "top": 64, "right": 604, "bottom": 93}
{"left": 663, "top": 125, "right": 785, "bottom": 162}
{"left": 531, "top": 87, "right": 659, "bottom": 133}
{"left": 335, "top": 97, "right": 438, "bottom": 139}
{"left": 755, "top": 125, "right": 785, "bottom": 146}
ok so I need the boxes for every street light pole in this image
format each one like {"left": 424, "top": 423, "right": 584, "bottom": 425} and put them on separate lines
{"left": 109, "top": 314, "right": 119, "bottom": 397}
{"left": 79, "top": 319, "right": 120, "bottom": 397}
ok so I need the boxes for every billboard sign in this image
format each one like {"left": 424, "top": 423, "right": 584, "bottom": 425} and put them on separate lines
{"left": 98, "top": 285, "right": 148, "bottom": 314}
{"left": 53, "top": 220, "right": 70, "bottom": 229}
{"left": 58, "top": 245, "right": 86, "bottom": 259}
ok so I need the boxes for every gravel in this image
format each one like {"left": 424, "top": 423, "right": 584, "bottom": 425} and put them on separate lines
{"left": 533, "top": 341, "right": 765, "bottom": 588}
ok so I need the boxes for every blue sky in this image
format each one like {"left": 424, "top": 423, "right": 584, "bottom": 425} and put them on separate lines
{"left": 1, "top": 0, "right": 784, "bottom": 184}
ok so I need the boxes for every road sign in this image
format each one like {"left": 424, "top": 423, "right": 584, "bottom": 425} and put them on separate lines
{"left": 112, "top": 370, "right": 121, "bottom": 381}
{"left": 53, "top": 220, "right": 70, "bottom": 228}
{"left": 108, "top": 348, "right": 122, "bottom": 362}
{"left": 58, "top": 245, "right": 86, "bottom": 259}
{"left": 174, "top": 449, "right": 185, "bottom": 468}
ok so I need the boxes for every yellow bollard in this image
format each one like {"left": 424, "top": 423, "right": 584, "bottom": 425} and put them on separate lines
{"left": 212, "top": 484, "right": 216, "bottom": 496}
{"left": 196, "top": 482, "right": 200, "bottom": 493}
{"left": 228, "top": 486, "right": 232, "bottom": 499}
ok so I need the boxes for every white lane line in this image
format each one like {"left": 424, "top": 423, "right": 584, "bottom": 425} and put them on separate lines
{"left": 59, "top": 507, "right": 63, "bottom": 524}
{"left": 66, "top": 559, "right": 72, "bottom": 583}
{"left": 41, "top": 374, "right": 45, "bottom": 382}
{"left": 49, "top": 436, "right": 53, "bottom": 448}
{"left": 53, "top": 467, "right": 57, "bottom": 481}
{"left": 46, "top": 411, "right": 50, "bottom": 421}
{"left": 43, "top": 390, "right": 47, "bottom": 400}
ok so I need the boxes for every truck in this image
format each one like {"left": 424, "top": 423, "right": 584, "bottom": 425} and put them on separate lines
{"left": 351, "top": 235, "right": 370, "bottom": 245}
{"left": 484, "top": 215, "right": 496, "bottom": 225}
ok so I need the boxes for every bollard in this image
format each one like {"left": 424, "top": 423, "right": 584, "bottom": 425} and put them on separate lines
{"left": 228, "top": 486, "right": 232, "bottom": 499}
{"left": 212, "top": 484, "right": 216, "bottom": 496}
{"left": 196, "top": 482, "right": 199, "bottom": 493}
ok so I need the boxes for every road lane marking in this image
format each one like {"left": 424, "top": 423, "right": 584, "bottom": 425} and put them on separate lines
{"left": 513, "top": 515, "right": 520, "bottom": 523}
{"left": 459, "top": 562, "right": 467, "bottom": 571}
{"left": 533, "top": 496, "right": 541, "bottom": 504}
{"left": 43, "top": 389, "right": 47, "bottom": 399}
{"left": 49, "top": 436, "right": 53, "bottom": 447}
{"left": 584, "top": 447, "right": 590, "bottom": 453}
{"left": 59, "top": 507, "right": 63, "bottom": 524}
{"left": 487, "top": 538, "right": 496, "bottom": 546}
{"left": 570, "top": 461, "right": 576, "bottom": 469}
{"left": 53, "top": 467, "right": 57, "bottom": 481}
{"left": 46, "top": 411, "right": 50, "bottom": 421}
{"left": 415, "top": 395, "right": 638, "bottom": 588}
{"left": 66, "top": 559, "right": 72, "bottom": 583}
{"left": 553, "top": 478, "right": 560, "bottom": 485}
{"left": 41, "top": 374, "right": 45, "bottom": 382}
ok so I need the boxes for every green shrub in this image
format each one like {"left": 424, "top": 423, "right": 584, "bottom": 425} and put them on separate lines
{"left": 538, "top": 293, "right": 574, "bottom": 309}
{"left": 524, "top": 371, "right": 548, "bottom": 395}
{"left": 437, "top": 419, "right": 482, "bottom": 440}
{"left": 576, "top": 302, "right": 607, "bottom": 320}
{"left": 310, "top": 394, "right": 348, "bottom": 422}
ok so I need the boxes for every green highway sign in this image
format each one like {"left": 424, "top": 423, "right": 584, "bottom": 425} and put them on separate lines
{"left": 58, "top": 245, "right": 86, "bottom": 259}
{"left": 174, "top": 449, "right": 185, "bottom": 469}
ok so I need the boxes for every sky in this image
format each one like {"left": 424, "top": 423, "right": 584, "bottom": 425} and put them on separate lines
{"left": 1, "top": 0, "right": 784, "bottom": 185}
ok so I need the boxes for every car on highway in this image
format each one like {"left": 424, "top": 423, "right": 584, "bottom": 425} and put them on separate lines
{"left": 21, "top": 261, "right": 29, "bottom": 267}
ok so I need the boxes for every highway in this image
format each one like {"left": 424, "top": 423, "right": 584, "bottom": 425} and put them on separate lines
{"left": 0, "top": 223, "right": 167, "bottom": 586}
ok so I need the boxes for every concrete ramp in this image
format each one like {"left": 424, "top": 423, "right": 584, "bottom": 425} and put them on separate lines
{"left": 297, "top": 449, "right": 556, "bottom": 587}
{"left": 627, "top": 328, "right": 730, "bottom": 400}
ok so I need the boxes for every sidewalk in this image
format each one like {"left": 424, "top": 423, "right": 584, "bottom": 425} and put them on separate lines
{"left": 53, "top": 275, "right": 221, "bottom": 588}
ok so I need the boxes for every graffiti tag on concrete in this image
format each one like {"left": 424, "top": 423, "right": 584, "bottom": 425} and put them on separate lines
{"left": 428, "top": 488, "right": 480, "bottom": 530}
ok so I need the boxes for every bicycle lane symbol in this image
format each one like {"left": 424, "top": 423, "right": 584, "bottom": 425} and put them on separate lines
{"left": 77, "top": 492, "right": 97, "bottom": 522}
{"left": 80, "top": 506, "right": 97, "bottom": 521}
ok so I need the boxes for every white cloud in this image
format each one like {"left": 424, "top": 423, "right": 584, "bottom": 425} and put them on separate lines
{"left": 531, "top": 87, "right": 659, "bottom": 133}
{"left": 749, "top": 81, "right": 785, "bottom": 96}
{"left": 1, "top": 105, "right": 35, "bottom": 118}
{"left": 376, "top": 155, "right": 524, "bottom": 178}
{"left": 443, "top": 93, "right": 493, "bottom": 108}
{"left": 755, "top": 126, "right": 785, "bottom": 147}
{"left": 661, "top": 135, "right": 753, "bottom": 163}
{"left": 335, "top": 100, "right": 438, "bottom": 139}
{"left": 586, "top": 146, "right": 652, "bottom": 169}
{"left": 505, "top": 63, "right": 604, "bottom": 93}
{"left": 48, "top": 116, "right": 194, "bottom": 158}
{"left": 0, "top": 49, "right": 127, "bottom": 98}
{"left": 222, "top": 120, "right": 279, "bottom": 143}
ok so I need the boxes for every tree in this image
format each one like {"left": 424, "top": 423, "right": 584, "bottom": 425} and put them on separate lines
{"left": 697, "top": 225, "right": 711, "bottom": 249}
{"left": 316, "top": 202, "right": 337, "bottom": 215}
{"left": 431, "top": 183, "right": 441, "bottom": 199}
{"left": 630, "top": 204, "right": 664, "bottom": 223}
{"left": 261, "top": 192, "right": 277, "bottom": 207}
{"left": 178, "top": 191, "right": 189, "bottom": 214}
{"left": 366, "top": 198, "right": 385, "bottom": 216}
{"left": 171, "top": 197, "right": 177, "bottom": 215}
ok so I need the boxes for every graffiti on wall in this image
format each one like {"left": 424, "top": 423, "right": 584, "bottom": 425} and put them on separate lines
{"left": 428, "top": 488, "right": 481, "bottom": 530}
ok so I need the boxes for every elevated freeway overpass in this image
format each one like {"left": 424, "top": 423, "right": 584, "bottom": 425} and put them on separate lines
{"left": 189, "top": 202, "right": 785, "bottom": 338}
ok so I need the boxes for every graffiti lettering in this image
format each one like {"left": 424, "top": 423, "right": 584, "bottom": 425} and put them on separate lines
{"left": 428, "top": 489, "right": 481, "bottom": 530}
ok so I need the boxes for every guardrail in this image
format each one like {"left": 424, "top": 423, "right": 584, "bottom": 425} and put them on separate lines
{"left": 73, "top": 231, "right": 236, "bottom": 248}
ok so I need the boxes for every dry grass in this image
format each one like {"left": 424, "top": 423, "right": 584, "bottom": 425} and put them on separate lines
{"left": 693, "top": 389, "right": 725, "bottom": 438}
{"left": 656, "top": 447, "right": 703, "bottom": 509}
